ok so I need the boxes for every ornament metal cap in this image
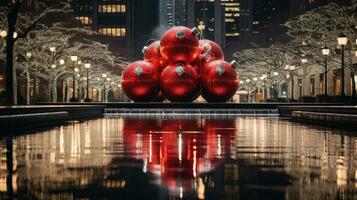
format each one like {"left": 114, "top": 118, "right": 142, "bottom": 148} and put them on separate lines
{"left": 216, "top": 65, "right": 225, "bottom": 76}
{"left": 230, "top": 60, "right": 239, "bottom": 68}
{"left": 135, "top": 66, "right": 143, "bottom": 76}
{"left": 191, "top": 27, "right": 200, "bottom": 37}
{"left": 142, "top": 46, "right": 148, "bottom": 54}
{"left": 175, "top": 65, "right": 185, "bottom": 76}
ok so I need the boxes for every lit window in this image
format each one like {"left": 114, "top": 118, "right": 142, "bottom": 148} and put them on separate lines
{"left": 98, "top": 4, "right": 126, "bottom": 13}
{"left": 75, "top": 16, "right": 93, "bottom": 25}
{"left": 99, "top": 28, "right": 126, "bottom": 37}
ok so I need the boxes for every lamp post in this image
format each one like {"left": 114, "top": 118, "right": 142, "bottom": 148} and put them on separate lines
{"left": 84, "top": 63, "right": 91, "bottom": 102}
{"left": 77, "top": 60, "right": 82, "bottom": 100}
{"left": 322, "top": 46, "right": 330, "bottom": 96}
{"left": 70, "top": 55, "right": 78, "bottom": 102}
{"left": 102, "top": 74, "right": 107, "bottom": 103}
{"left": 338, "top": 32, "right": 348, "bottom": 97}
{"left": 287, "top": 65, "right": 295, "bottom": 100}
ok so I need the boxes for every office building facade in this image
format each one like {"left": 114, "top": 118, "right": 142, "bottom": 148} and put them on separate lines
{"left": 194, "top": 0, "right": 225, "bottom": 47}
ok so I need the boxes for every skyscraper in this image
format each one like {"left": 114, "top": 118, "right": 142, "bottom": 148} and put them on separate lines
{"left": 127, "top": 0, "right": 160, "bottom": 60}
{"left": 72, "top": 0, "right": 160, "bottom": 60}
{"left": 72, "top": 0, "right": 127, "bottom": 37}
{"left": 159, "top": 0, "right": 190, "bottom": 27}
{"left": 194, "top": 0, "right": 225, "bottom": 47}
{"left": 221, "top": 0, "right": 241, "bottom": 38}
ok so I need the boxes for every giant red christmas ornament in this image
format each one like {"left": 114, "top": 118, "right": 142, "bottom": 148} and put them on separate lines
{"left": 190, "top": 40, "right": 224, "bottom": 74}
{"left": 160, "top": 63, "right": 199, "bottom": 102}
{"left": 160, "top": 26, "right": 200, "bottom": 64}
{"left": 142, "top": 41, "right": 167, "bottom": 73}
{"left": 121, "top": 60, "right": 160, "bottom": 102}
{"left": 198, "top": 39, "right": 224, "bottom": 62}
{"left": 200, "top": 60, "right": 239, "bottom": 102}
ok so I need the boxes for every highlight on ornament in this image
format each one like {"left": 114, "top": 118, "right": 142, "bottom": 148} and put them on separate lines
{"left": 121, "top": 26, "right": 240, "bottom": 103}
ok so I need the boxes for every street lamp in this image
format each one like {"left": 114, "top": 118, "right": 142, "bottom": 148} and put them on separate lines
{"left": 26, "top": 52, "right": 31, "bottom": 58}
{"left": 0, "top": 30, "right": 7, "bottom": 38}
{"left": 322, "top": 45, "right": 330, "bottom": 96}
{"left": 70, "top": 56, "right": 78, "bottom": 102}
{"left": 84, "top": 63, "right": 91, "bottom": 101}
{"left": 337, "top": 32, "right": 348, "bottom": 97}
{"left": 287, "top": 65, "right": 296, "bottom": 100}
{"left": 51, "top": 64, "right": 56, "bottom": 69}
{"left": 60, "top": 59, "right": 65, "bottom": 65}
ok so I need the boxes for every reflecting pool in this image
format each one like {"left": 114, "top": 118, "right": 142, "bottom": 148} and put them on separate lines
{"left": 0, "top": 116, "right": 357, "bottom": 199}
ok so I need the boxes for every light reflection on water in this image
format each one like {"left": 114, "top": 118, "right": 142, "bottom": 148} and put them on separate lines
{"left": 0, "top": 117, "right": 356, "bottom": 199}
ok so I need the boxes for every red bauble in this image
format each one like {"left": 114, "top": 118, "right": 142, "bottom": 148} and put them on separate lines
{"left": 160, "top": 63, "right": 199, "bottom": 102}
{"left": 121, "top": 60, "right": 160, "bottom": 102}
{"left": 200, "top": 60, "right": 239, "bottom": 102}
{"left": 198, "top": 39, "right": 224, "bottom": 62}
{"left": 190, "top": 40, "right": 223, "bottom": 74}
{"left": 190, "top": 54, "right": 205, "bottom": 74}
{"left": 143, "top": 41, "right": 167, "bottom": 73}
{"left": 160, "top": 26, "right": 200, "bottom": 64}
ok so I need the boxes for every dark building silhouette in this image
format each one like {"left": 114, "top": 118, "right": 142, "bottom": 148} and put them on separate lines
{"left": 194, "top": 0, "right": 226, "bottom": 47}
{"left": 127, "top": 0, "right": 160, "bottom": 60}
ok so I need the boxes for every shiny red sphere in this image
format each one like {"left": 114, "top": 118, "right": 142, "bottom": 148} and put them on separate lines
{"left": 121, "top": 60, "right": 160, "bottom": 102}
{"left": 160, "top": 63, "right": 199, "bottom": 102}
{"left": 198, "top": 39, "right": 224, "bottom": 62}
{"left": 200, "top": 60, "right": 239, "bottom": 102}
{"left": 160, "top": 26, "right": 200, "bottom": 64}
{"left": 143, "top": 41, "right": 167, "bottom": 73}
{"left": 190, "top": 40, "right": 224, "bottom": 74}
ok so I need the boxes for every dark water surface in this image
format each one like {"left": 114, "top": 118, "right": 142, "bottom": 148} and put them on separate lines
{"left": 0, "top": 116, "right": 356, "bottom": 200}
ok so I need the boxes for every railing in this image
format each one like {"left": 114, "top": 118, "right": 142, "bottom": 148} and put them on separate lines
{"left": 104, "top": 108, "right": 279, "bottom": 116}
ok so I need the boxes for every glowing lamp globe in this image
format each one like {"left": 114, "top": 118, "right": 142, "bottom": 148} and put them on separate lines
{"left": 200, "top": 60, "right": 239, "bottom": 102}
{"left": 121, "top": 60, "right": 160, "bottom": 102}
{"left": 142, "top": 41, "right": 167, "bottom": 73}
{"left": 160, "top": 63, "right": 199, "bottom": 102}
{"left": 160, "top": 26, "right": 200, "bottom": 64}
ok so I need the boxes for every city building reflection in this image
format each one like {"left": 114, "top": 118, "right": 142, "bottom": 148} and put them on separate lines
{"left": 0, "top": 117, "right": 356, "bottom": 199}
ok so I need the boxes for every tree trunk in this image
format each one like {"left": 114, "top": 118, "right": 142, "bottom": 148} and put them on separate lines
{"left": 25, "top": 71, "right": 30, "bottom": 105}
{"left": 98, "top": 88, "right": 102, "bottom": 102}
{"left": 352, "top": 71, "right": 356, "bottom": 98}
{"left": 33, "top": 74, "right": 37, "bottom": 103}
{"left": 52, "top": 78, "right": 58, "bottom": 103}
{"left": 48, "top": 80, "right": 52, "bottom": 102}
{"left": 64, "top": 79, "right": 68, "bottom": 102}
{"left": 5, "top": 2, "right": 20, "bottom": 105}
{"left": 105, "top": 91, "right": 109, "bottom": 103}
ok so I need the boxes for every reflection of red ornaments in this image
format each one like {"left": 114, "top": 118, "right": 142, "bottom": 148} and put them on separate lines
{"left": 160, "top": 63, "right": 199, "bottom": 102}
{"left": 160, "top": 26, "right": 200, "bottom": 64}
{"left": 151, "top": 91, "right": 165, "bottom": 102}
{"left": 200, "top": 60, "right": 239, "bottom": 102}
{"left": 122, "top": 118, "right": 237, "bottom": 194}
{"left": 143, "top": 41, "right": 167, "bottom": 73}
{"left": 121, "top": 61, "right": 160, "bottom": 102}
